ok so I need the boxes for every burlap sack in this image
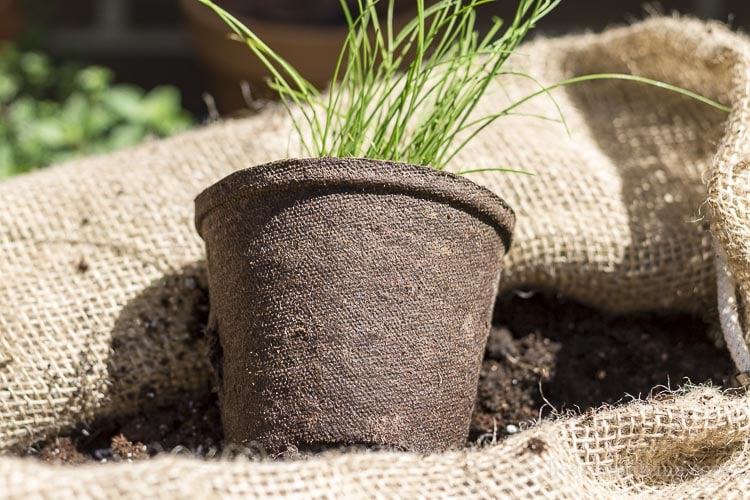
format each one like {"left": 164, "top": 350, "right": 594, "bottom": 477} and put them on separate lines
{"left": 2, "top": 16, "right": 750, "bottom": 497}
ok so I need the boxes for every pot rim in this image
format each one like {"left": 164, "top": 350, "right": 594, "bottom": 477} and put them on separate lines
{"left": 194, "top": 157, "right": 515, "bottom": 250}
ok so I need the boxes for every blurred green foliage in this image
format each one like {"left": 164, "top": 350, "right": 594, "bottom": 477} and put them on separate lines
{"left": 0, "top": 44, "right": 194, "bottom": 178}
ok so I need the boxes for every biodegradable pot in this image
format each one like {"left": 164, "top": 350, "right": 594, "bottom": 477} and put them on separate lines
{"left": 195, "top": 157, "right": 515, "bottom": 453}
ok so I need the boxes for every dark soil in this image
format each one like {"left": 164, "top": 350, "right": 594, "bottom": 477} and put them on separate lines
{"left": 34, "top": 394, "right": 223, "bottom": 464}
{"left": 31, "top": 291, "right": 735, "bottom": 463}
{"left": 470, "top": 292, "right": 734, "bottom": 441}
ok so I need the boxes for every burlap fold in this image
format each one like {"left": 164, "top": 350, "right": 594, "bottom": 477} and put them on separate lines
{"left": 2, "top": 16, "right": 750, "bottom": 498}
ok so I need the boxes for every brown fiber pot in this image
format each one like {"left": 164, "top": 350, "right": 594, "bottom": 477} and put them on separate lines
{"left": 194, "top": 157, "right": 515, "bottom": 453}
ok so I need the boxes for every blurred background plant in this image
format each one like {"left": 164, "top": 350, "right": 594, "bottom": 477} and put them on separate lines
{"left": 0, "top": 44, "right": 193, "bottom": 178}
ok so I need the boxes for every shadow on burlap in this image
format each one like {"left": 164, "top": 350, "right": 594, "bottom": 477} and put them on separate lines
{"left": 2, "top": 16, "right": 750, "bottom": 498}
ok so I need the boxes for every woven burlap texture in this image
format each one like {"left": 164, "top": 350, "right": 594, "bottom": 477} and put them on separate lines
{"left": 2, "top": 16, "right": 750, "bottom": 498}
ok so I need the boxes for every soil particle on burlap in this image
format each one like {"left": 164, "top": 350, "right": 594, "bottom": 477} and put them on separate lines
{"left": 76, "top": 258, "right": 89, "bottom": 274}
{"left": 524, "top": 438, "right": 547, "bottom": 455}
{"left": 29, "top": 291, "right": 734, "bottom": 463}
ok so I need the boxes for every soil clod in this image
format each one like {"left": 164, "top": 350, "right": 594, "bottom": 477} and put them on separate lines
{"left": 111, "top": 434, "right": 148, "bottom": 461}
{"left": 76, "top": 258, "right": 89, "bottom": 274}
{"left": 38, "top": 437, "right": 86, "bottom": 465}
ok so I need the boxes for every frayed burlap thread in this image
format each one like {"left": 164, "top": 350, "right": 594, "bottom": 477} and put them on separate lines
{"left": 3, "top": 16, "right": 750, "bottom": 498}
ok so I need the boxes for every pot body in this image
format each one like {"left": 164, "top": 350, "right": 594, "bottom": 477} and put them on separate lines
{"left": 195, "top": 157, "right": 515, "bottom": 452}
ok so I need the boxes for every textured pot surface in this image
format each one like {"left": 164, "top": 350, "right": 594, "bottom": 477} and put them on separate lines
{"left": 195, "top": 157, "right": 515, "bottom": 453}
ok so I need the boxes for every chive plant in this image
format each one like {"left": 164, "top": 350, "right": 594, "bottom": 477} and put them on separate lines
{"left": 197, "top": 0, "right": 729, "bottom": 171}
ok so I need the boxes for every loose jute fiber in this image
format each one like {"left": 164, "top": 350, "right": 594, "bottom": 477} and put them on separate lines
{"left": 3, "top": 16, "right": 750, "bottom": 498}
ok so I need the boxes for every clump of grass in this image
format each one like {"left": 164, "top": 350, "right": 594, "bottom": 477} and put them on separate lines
{"left": 199, "top": 0, "right": 561, "bottom": 169}
{"left": 197, "top": 0, "right": 729, "bottom": 170}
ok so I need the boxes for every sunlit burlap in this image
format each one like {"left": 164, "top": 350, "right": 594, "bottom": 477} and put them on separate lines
{"left": 2, "top": 17, "right": 750, "bottom": 498}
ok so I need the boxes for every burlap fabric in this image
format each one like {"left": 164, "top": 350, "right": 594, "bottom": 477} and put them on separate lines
{"left": 2, "top": 16, "right": 750, "bottom": 497}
